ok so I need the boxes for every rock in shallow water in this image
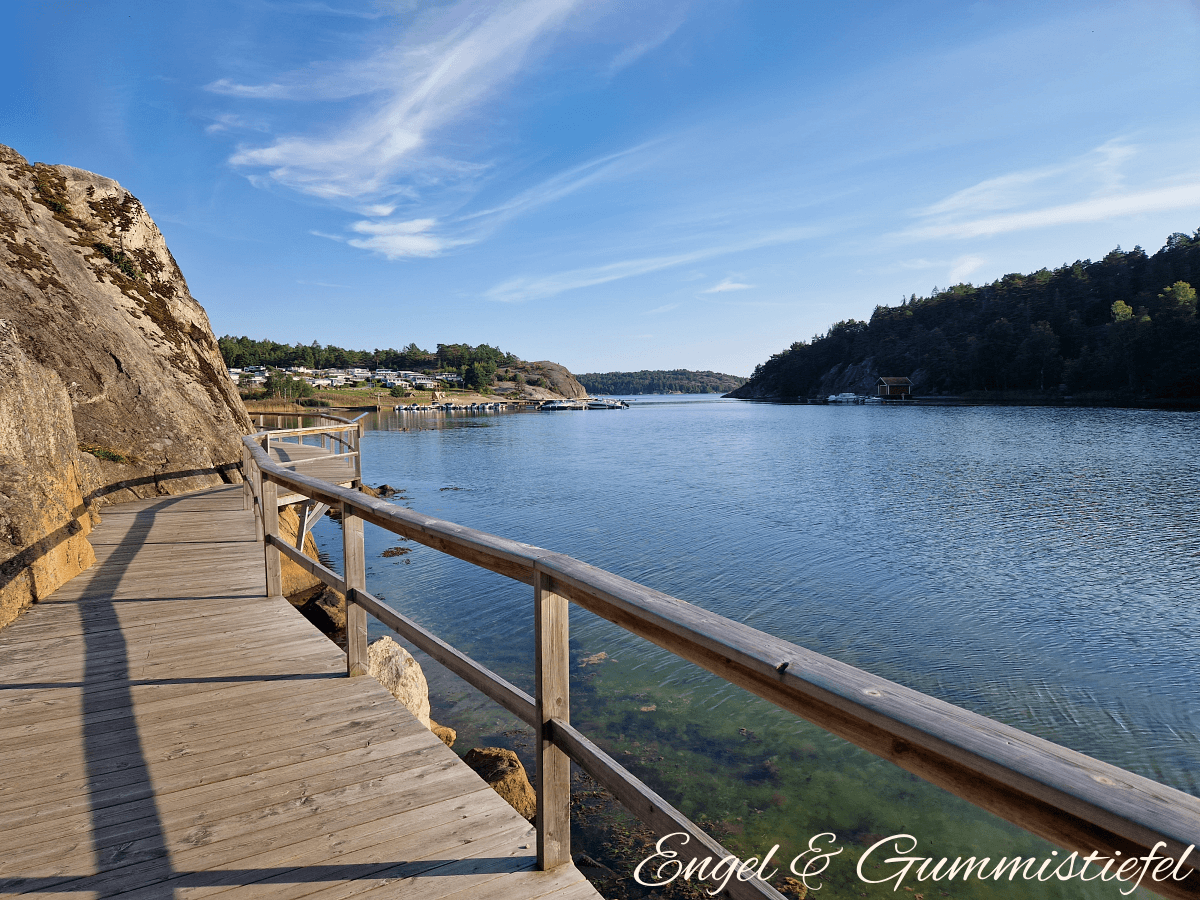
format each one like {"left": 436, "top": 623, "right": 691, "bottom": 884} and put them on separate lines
{"left": 463, "top": 747, "right": 537, "bottom": 821}
{"left": 367, "top": 635, "right": 431, "bottom": 729}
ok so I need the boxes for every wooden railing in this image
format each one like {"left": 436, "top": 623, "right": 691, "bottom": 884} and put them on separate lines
{"left": 241, "top": 422, "right": 1200, "bottom": 900}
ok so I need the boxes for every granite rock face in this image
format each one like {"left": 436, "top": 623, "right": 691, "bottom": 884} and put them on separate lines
{"left": 0, "top": 144, "right": 252, "bottom": 628}
{"left": 0, "top": 322, "right": 97, "bottom": 625}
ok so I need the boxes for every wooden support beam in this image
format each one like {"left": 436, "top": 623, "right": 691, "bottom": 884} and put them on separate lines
{"left": 343, "top": 502, "right": 368, "bottom": 676}
{"left": 294, "top": 501, "right": 330, "bottom": 548}
{"left": 296, "top": 501, "right": 313, "bottom": 550}
{"left": 535, "top": 566, "right": 571, "bottom": 871}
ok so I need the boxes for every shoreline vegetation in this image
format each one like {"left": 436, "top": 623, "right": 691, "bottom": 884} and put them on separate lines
{"left": 730, "top": 228, "right": 1200, "bottom": 403}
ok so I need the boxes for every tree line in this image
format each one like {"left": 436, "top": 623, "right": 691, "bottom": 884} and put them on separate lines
{"left": 734, "top": 229, "right": 1200, "bottom": 400}
{"left": 577, "top": 369, "right": 747, "bottom": 395}
{"left": 217, "top": 337, "right": 519, "bottom": 390}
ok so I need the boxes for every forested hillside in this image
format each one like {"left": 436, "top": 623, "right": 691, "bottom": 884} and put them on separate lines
{"left": 577, "top": 369, "right": 746, "bottom": 394}
{"left": 218, "top": 336, "right": 516, "bottom": 374}
{"left": 731, "top": 230, "right": 1200, "bottom": 400}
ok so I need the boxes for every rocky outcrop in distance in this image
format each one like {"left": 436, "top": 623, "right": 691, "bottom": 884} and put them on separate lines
{"left": 496, "top": 360, "right": 588, "bottom": 399}
{"left": 0, "top": 144, "right": 252, "bottom": 628}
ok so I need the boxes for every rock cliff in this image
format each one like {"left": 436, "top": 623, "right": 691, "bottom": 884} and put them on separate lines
{"left": 0, "top": 145, "right": 252, "bottom": 628}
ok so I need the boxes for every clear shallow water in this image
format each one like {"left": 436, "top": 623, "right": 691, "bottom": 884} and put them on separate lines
{"left": 308, "top": 397, "right": 1198, "bottom": 895}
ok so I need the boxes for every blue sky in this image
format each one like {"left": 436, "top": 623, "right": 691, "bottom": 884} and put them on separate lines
{"left": 6, "top": 1, "right": 1200, "bottom": 376}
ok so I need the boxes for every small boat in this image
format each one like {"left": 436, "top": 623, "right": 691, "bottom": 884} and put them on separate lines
{"left": 541, "top": 399, "right": 580, "bottom": 410}
{"left": 827, "top": 392, "right": 859, "bottom": 404}
{"left": 587, "top": 398, "right": 629, "bottom": 409}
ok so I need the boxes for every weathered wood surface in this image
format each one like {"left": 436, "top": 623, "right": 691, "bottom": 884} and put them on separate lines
{"left": 0, "top": 485, "right": 599, "bottom": 900}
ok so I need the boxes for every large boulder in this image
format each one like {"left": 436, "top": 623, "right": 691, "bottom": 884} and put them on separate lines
{"left": 367, "top": 636, "right": 431, "bottom": 729}
{"left": 0, "top": 144, "right": 252, "bottom": 628}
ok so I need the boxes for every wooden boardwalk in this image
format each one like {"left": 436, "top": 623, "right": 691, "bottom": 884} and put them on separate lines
{"left": 265, "top": 438, "right": 359, "bottom": 504}
{"left": 0, "top": 484, "right": 601, "bottom": 900}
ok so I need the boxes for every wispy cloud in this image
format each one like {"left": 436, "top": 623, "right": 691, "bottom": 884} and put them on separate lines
{"left": 485, "top": 227, "right": 818, "bottom": 303}
{"left": 203, "top": 113, "right": 268, "bottom": 134}
{"left": 702, "top": 277, "right": 752, "bottom": 293}
{"left": 901, "top": 141, "right": 1200, "bottom": 241}
{"left": 219, "top": 0, "right": 586, "bottom": 201}
{"left": 908, "top": 183, "right": 1200, "bottom": 240}
{"left": 344, "top": 218, "right": 462, "bottom": 258}
{"left": 604, "top": 12, "right": 686, "bottom": 76}
{"left": 644, "top": 302, "right": 680, "bottom": 315}
{"left": 453, "top": 142, "right": 659, "bottom": 229}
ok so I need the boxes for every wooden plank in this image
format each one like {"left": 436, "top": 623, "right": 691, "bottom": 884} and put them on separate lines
{"left": 98, "top": 797, "right": 533, "bottom": 900}
{"left": 0, "top": 665, "right": 371, "bottom": 774}
{"left": 0, "top": 699, "right": 407, "bottom": 816}
{"left": 0, "top": 726, "right": 448, "bottom": 839}
{"left": 0, "top": 708, "right": 421, "bottom": 861}
{"left": 302, "top": 826, "right": 542, "bottom": 900}
{"left": 2, "top": 754, "right": 479, "bottom": 896}
{"left": 535, "top": 566, "right": 571, "bottom": 870}
{"left": 4, "top": 744, "right": 475, "bottom": 892}
{"left": 0, "top": 721, "right": 442, "bottom": 861}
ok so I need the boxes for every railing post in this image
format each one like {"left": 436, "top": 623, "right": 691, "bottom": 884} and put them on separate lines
{"left": 262, "top": 476, "right": 282, "bottom": 597}
{"left": 534, "top": 565, "right": 571, "bottom": 870}
{"left": 352, "top": 424, "right": 363, "bottom": 490}
{"left": 343, "top": 500, "right": 368, "bottom": 676}
{"left": 251, "top": 452, "right": 265, "bottom": 544}
{"left": 241, "top": 442, "right": 252, "bottom": 511}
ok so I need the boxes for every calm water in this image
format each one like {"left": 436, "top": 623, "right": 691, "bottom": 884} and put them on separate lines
{"left": 309, "top": 397, "right": 1198, "bottom": 895}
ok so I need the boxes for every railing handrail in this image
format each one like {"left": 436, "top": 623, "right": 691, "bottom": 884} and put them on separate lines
{"left": 240, "top": 431, "right": 1200, "bottom": 900}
